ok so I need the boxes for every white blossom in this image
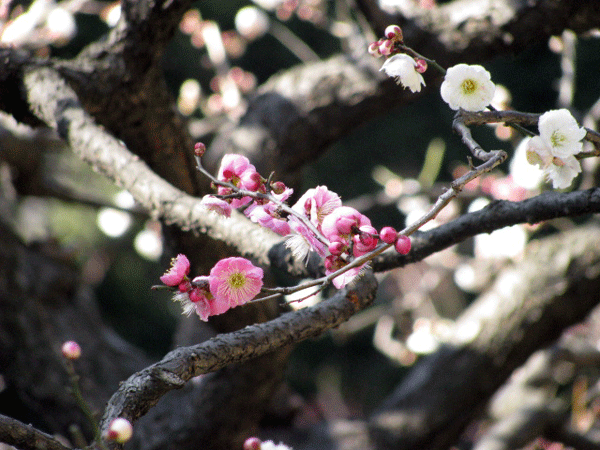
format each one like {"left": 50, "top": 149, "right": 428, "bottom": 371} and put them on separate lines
{"left": 538, "top": 109, "right": 586, "bottom": 158}
{"left": 380, "top": 54, "right": 425, "bottom": 93}
{"left": 526, "top": 136, "right": 582, "bottom": 189}
{"left": 260, "top": 441, "right": 293, "bottom": 450}
{"left": 440, "top": 64, "right": 495, "bottom": 111}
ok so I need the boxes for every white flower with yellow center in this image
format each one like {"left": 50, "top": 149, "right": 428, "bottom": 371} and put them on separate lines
{"left": 440, "top": 64, "right": 495, "bottom": 111}
{"left": 538, "top": 109, "right": 586, "bottom": 158}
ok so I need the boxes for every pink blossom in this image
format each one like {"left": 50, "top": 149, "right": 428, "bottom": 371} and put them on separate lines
{"left": 271, "top": 183, "right": 294, "bottom": 203}
{"left": 245, "top": 203, "right": 291, "bottom": 236}
{"left": 218, "top": 154, "right": 253, "bottom": 182}
{"left": 160, "top": 254, "right": 190, "bottom": 286}
{"left": 352, "top": 225, "right": 378, "bottom": 256}
{"left": 321, "top": 206, "right": 371, "bottom": 244}
{"left": 286, "top": 216, "right": 328, "bottom": 261}
{"left": 200, "top": 195, "right": 233, "bottom": 218}
{"left": 209, "top": 257, "right": 264, "bottom": 307}
{"left": 325, "top": 255, "right": 364, "bottom": 289}
{"left": 292, "top": 186, "right": 341, "bottom": 230}
{"left": 240, "top": 170, "right": 263, "bottom": 191}
{"left": 217, "top": 154, "right": 259, "bottom": 207}
{"left": 328, "top": 241, "right": 346, "bottom": 256}
{"left": 189, "top": 287, "right": 231, "bottom": 321}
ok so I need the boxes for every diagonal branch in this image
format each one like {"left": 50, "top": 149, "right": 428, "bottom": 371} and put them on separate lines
{"left": 373, "top": 188, "right": 600, "bottom": 273}
{"left": 0, "top": 414, "right": 74, "bottom": 450}
{"left": 99, "top": 272, "right": 378, "bottom": 447}
{"left": 22, "top": 66, "right": 280, "bottom": 266}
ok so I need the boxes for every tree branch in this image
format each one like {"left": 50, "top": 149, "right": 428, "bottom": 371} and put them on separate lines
{"left": 0, "top": 414, "right": 73, "bottom": 450}
{"left": 99, "top": 272, "right": 378, "bottom": 446}
{"left": 369, "top": 222, "right": 600, "bottom": 450}
{"left": 373, "top": 188, "right": 600, "bottom": 272}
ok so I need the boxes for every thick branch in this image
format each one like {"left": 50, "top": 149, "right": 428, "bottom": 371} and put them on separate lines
{"left": 0, "top": 414, "right": 73, "bottom": 450}
{"left": 359, "top": 0, "right": 600, "bottom": 67}
{"left": 22, "top": 67, "right": 280, "bottom": 266}
{"left": 373, "top": 188, "right": 600, "bottom": 272}
{"left": 369, "top": 222, "right": 600, "bottom": 450}
{"left": 99, "top": 273, "right": 378, "bottom": 443}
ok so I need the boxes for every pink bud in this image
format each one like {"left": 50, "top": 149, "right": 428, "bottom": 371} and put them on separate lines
{"left": 270, "top": 181, "right": 287, "bottom": 195}
{"left": 243, "top": 437, "right": 262, "bottom": 450}
{"left": 358, "top": 225, "right": 377, "bottom": 245}
{"left": 194, "top": 142, "right": 206, "bottom": 157}
{"left": 379, "top": 226, "right": 398, "bottom": 244}
{"left": 61, "top": 341, "right": 81, "bottom": 360}
{"left": 105, "top": 418, "right": 133, "bottom": 443}
{"left": 368, "top": 41, "right": 382, "bottom": 57}
{"left": 384, "top": 25, "right": 402, "bottom": 41}
{"left": 379, "top": 39, "right": 393, "bottom": 56}
{"left": 328, "top": 241, "right": 346, "bottom": 256}
{"left": 415, "top": 59, "right": 428, "bottom": 73}
{"left": 395, "top": 235, "right": 411, "bottom": 255}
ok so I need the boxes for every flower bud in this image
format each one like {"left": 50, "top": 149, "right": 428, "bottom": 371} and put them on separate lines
{"left": 105, "top": 418, "right": 133, "bottom": 443}
{"left": 194, "top": 142, "right": 206, "bottom": 157}
{"left": 379, "top": 39, "right": 393, "bottom": 56}
{"left": 379, "top": 226, "right": 398, "bottom": 244}
{"left": 61, "top": 341, "right": 81, "bottom": 360}
{"left": 415, "top": 59, "right": 427, "bottom": 73}
{"left": 368, "top": 41, "right": 382, "bottom": 57}
{"left": 270, "top": 181, "right": 287, "bottom": 195}
{"left": 243, "top": 437, "right": 262, "bottom": 450}
{"left": 384, "top": 24, "right": 402, "bottom": 42}
{"left": 395, "top": 235, "right": 411, "bottom": 255}
{"left": 328, "top": 241, "right": 346, "bottom": 256}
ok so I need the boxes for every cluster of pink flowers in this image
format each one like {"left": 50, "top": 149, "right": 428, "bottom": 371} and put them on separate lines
{"left": 159, "top": 254, "right": 263, "bottom": 321}
{"left": 199, "top": 152, "right": 411, "bottom": 290}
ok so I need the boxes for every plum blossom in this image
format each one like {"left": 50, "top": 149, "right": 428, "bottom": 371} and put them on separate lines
{"left": 217, "top": 154, "right": 260, "bottom": 207}
{"left": 286, "top": 217, "right": 328, "bottom": 261}
{"left": 537, "top": 109, "right": 586, "bottom": 158}
{"left": 440, "top": 64, "right": 495, "bottom": 111}
{"left": 524, "top": 110, "right": 586, "bottom": 189}
{"left": 209, "top": 257, "right": 264, "bottom": 307}
{"left": 160, "top": 254, "right": 190, "bottom": 286}
{"left": 321, "top": 206, "right": 372, "bottom": 245}
{"left": 352, "top": 225, "right": 378, "bottom": 256}
{"left": 245, "top": 202, "right": 291, "bottom": 236}
{"left": 380, "top": 54, "right": 425, "bottom": 93}
{"left": 189, "top": 278, "right": 232, "bottom": 321}
{"left": 395, "top": 235, "right": 411, "bottom": 255}
{"left": 325, "top": 255, "right": 365, "bottom": 289}
{"left": 200, "top": 195, "right": 232, "bottom": 217}
{"left": 526, "top": 136, "right": 581, "bottom": 189}
{"left": 379, "top": 226, "right": 398, "bottom": 244}
{"left": 292, "top": 186, "right": 341, "bottom": 230}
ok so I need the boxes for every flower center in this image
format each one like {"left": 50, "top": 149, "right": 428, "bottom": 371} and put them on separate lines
{"left": 550, "top": 131, "right": 566, "bottom": 148}
{"left": 228, "top": 272, "right": 247, "bottom": 289}
{"left": 461, "top": 78, "right": 477, "bottom": 95}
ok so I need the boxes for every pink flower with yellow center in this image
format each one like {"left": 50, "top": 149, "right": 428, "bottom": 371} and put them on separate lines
{"left": 209, "top": 257, "right": 264, "bottom": 307}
